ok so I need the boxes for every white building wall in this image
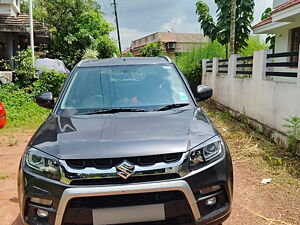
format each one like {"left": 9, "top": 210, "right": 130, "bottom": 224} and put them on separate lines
{"left": 202, "top": 49, "right": 300, "bottom": 137}
{"left": 273, "top": 17, "right": 300, "bottom": 53}
{"left": 270, "top": 19, "right": 300, "bottom": 80}
{"left": 0, "top": 0, "right": 20, "bottom": 16}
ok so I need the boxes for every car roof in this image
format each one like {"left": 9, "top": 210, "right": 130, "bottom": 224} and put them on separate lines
{"left": 77, "top": 56, "right": 172, "bottom": 68}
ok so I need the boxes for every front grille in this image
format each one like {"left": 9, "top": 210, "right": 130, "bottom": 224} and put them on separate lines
{"left": 66, "top": 153, "right": 183, "bottom": 169}
{"left": 70, "top": 174, "right": 180, "bottom": 185}
{"left": 68, "top": 191, "right": 185, "bottom": 208}
{"left": 62, "top": 191, "right": 194, "bottom": 225}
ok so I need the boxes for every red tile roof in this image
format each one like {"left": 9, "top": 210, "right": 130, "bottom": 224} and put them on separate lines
{"left": 252, "top": 0, "right": 300, "bottom": 29}
{"left": 252, "top": 17, "right": 272, "bottom": 29}
{"left": 272, "top": 0, "right": 300, "bottom": 14}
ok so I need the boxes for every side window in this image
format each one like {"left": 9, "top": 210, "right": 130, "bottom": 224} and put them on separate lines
{"left": 290, "top": 27, "right": 300, "bottom": 63}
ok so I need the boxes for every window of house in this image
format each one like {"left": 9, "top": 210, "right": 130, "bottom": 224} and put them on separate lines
{"left": 290, "top": 27, "right": 300, "bottom": 63}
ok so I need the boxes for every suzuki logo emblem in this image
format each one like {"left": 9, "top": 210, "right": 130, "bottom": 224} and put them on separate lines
{"left": 116, "top": 160, "right": 135, "bottom": 179}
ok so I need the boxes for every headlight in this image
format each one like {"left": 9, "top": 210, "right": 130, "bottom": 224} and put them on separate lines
{"left": 24, "top": 148, "right": 60, "bottom": 180}
{"left": 189, "top": 136, "right": 224, "bottom": 171}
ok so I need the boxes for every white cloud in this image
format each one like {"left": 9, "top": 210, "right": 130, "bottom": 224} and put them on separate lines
{"left": 119, "top": 27, "right": 149, "bottom": 50}
{"left": 160, "top": 17, "right": 199, "bottom": 33}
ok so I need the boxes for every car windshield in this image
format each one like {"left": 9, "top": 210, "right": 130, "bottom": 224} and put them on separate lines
{"left": 58, "top": 64, "right": 192, "bottom": 114}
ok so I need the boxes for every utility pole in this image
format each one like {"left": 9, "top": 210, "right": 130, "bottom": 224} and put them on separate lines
{"left": 229, "top": 0, "right": 237, "bottom": 55}
{"left": 29, "top": 0, "right": 35, "bottom": 65}
{"left": 112, "top": 0, "right": 122, "bottom": 53}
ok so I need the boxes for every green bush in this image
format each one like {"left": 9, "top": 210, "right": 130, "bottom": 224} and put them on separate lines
{"left": 0, "top": 83, "right": 50, "bottom": 129}
{"left": 140, "top": 42, "right": 162, "bottom": 57}
{"left": 175, "top": 41, "right": 226, "bottom": 92}
{"left": 283, "top": 117, "right": 300, "bottom": 152}
{"left": 12, "top": 49, "right": 37, "bottom": 88}
{"left": 32, "top": 71, "right": 68, "bottom": 97}
{"left": 238, "top": 36, "right": 270, "bottom": 57}
{"left": 82, "top": 48, "right": 99, "bottom": 60}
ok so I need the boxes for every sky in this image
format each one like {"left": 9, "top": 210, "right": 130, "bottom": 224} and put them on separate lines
{"left": 96, "top": 0, "right": 273, "bottom": 50}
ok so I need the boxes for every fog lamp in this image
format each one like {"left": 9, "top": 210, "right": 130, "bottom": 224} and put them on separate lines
{"left": 205, "top": 197, "right": 217, "bottom": 206}
{"left": 37, "top": 209, "right": 48, "bottom": 218}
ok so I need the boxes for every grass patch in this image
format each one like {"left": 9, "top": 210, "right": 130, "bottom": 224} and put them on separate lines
{"left": 0, "top": 174, "right": 8, "bottom": 179}
{"left": 0, "top": 83, "right": 50, "bottom": 134}
{"left": 201, "top": 101, "right": 300, "bottom": 187}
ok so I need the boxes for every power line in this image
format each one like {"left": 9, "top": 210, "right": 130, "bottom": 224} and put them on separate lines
{"left": 117, "top": 3, "right": 198, "bottom": 32}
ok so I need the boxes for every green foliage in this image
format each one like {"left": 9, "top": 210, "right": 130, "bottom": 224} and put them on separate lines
{"left": 32, "top": 0, "right": 118, "bottom": 68}
{"left": 140, "top": 42, "right": 162, "bottom": 57}
{"left": 261, "top": 7, "right": 275, "bottom": 50}
{"left": 175, "top": 41, "right": 226, "bottom": 92}
{"left": 0, "top": 83, "right": 50, "bottom": 129}
{"left": 0, "top": 174, "right": 7, "bottom": 179}
{"left": 9, "top": 49, "right": 37, "bottom": 88}
{"left": 32, "top": 71, "right": 68, "bottom": 97}
{"left": 124, "top": 51, "right": 134, "bottom": 57}
{"left": 261, "top": 7, "right": 272, "bottom": 20}
{"left": 94, "top": 35, "right": 119, "bottom": 59}
{"left": 20, "top": 0, "right": 29, "bottom": 13}
{"left": 238, "top": 36, "right": 270, "bottom": 56}
{"left": 196, "top": 0, "right": 255, "bottom": 52}
{"left": 283, "top": 117, "right": 300, "bottom": 151}
{"left": 195, "top": 2, "right": 217, "bottom": 41}
{"left": 82, "top": 48, "right": 99, "bottom": 60}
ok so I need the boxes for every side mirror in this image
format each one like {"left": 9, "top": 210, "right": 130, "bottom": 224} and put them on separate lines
{"left": 196, "top": 85, "right": 213, "bottom": 101}
{"left": 36, "top": 92, "right": 55, "bottom": 109}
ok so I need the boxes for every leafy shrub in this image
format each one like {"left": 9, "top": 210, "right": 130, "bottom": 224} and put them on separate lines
{"left": 82, "top": 48, "right": 99, "bottom": 59}
{"left": 140, "top": 42, "right": 162, "bottom": 57}
{"left": 175, "top": 41, "right": 226, "bottom": 92}
{"left": 0, "top": 83, "right": 50, "bottom": 129}
{"left": 0, "top": 49, "right": 37, "bottom": 87}
{"left": 238, "top": 36, "right": 270, "bottom": 57}
{"left": 283, "top": 117, "right": 300, "bottom": 152}
{"left": 124, "top": 51, "right": 134, "bottom": 57}
{"left": 12, "top": 49, "right": 37, "bottom": 87}
{"left": 32, "top": 71, "right": 68, "bottom": 97}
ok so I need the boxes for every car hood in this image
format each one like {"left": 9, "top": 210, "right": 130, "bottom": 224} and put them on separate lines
{"left": 29, "top": 108, "right": 217, "bottom": 159}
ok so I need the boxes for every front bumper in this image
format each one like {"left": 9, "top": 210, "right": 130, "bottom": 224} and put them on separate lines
{"left": 18, "top": 150, "right": 233, "bottom": 225}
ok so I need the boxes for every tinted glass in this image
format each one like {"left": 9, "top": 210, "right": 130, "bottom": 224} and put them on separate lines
{"left": 59, "top": 64, "right": 191, "bottom": 114}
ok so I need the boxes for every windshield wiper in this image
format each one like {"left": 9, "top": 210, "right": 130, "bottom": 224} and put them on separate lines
{"left": 154, "top": 103, "right": 189, "bottom": 111}
{"left": 79, "top": 108, "right": 148, "bottom": 115}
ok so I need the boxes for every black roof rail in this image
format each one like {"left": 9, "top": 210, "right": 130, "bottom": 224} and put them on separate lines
{"left": 159, "top": 55, "right": 173, "bottom": 63}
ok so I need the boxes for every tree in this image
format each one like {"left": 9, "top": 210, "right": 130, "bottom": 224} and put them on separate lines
{"left": 196, "top": 0, "right": 255, "bottom": 54}
{"left": 229, "top": 0, "right": 237, "bottom": 55}
{"left": 20, "top": 0, "right": 29, "bottom": 13}
{"left": 140, "top": 42, "right": 162, "bottom": 57}
{"left": 25, "top": 0, "right": 118, "bottom": 68}
{"left": 261, "top": 7, "right": 275, "bottom": 51}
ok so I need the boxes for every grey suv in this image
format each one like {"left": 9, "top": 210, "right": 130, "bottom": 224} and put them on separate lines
{"left": 18, "top": 57, "right": 233, "bottom": 225}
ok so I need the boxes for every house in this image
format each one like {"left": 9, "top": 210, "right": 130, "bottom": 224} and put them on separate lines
{"left": 0, "top": 0, "right": 50, "bottom": 68}
{"left": 252, "top": 0, "right": 300, "bottom": 54}
{"left": 128, "top": 32, "right": 209, "bottom": 58}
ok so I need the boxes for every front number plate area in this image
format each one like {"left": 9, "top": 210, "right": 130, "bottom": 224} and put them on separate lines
{"left": 92, "top": 204, "right": 165, "bottom": 225}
